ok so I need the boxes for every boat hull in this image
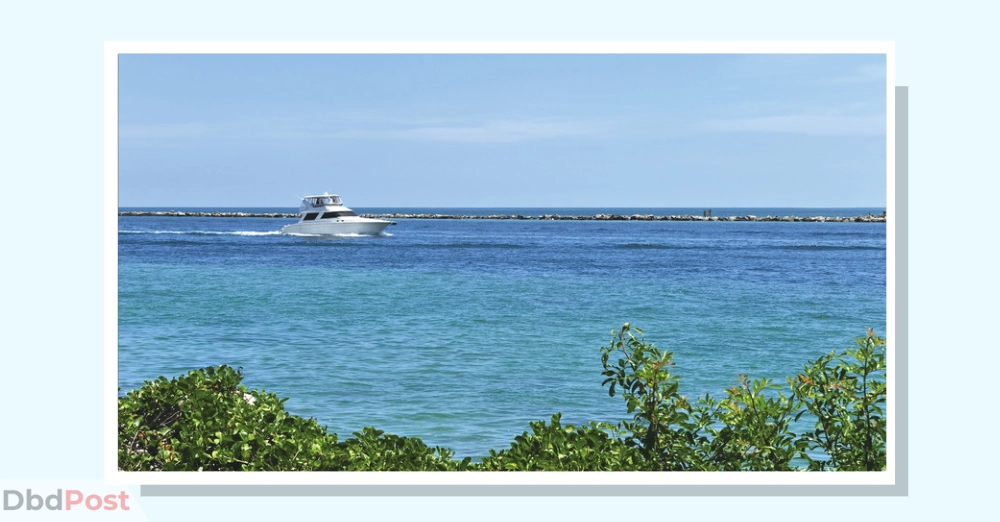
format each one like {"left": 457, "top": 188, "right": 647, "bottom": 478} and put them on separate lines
{"left": 280, "top": 219, "right": 392, "bottom": 236}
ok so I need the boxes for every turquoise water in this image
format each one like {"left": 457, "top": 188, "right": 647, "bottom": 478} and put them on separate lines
{"left": 118, "top": 209, "right": 886, "bottom": 458}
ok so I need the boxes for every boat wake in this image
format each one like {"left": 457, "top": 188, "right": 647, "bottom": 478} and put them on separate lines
{"left": 119, "top": 230, "right": 283, "bottom": 236}
{"left": 282, "top": 231, "right": 392, "bottom": 238}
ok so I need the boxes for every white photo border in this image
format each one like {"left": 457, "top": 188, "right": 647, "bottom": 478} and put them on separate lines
{"left": 105, "top": 40, "right": 898, "bottom": 489}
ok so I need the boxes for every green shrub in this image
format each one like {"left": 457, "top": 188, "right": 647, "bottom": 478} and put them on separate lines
{"left": 596, "top": 324, "right": 886, "bottom": 471}
{"left": 694, "top": 375, "right": 805, "bottom": 470}
{"left": 790, "top": 329, "right": 887, "bottom": 471}
{"left": 599, "top": 323, "right": 708, "bottom": 469}
{"left": 118, "top": 326, "right": 887, "bottom": 472}
{"left": 117, "top": 365, "right": 463, "bottom": 471}
{"left": 480, "top": 414, "right": 646, "bottom": 471}
{"left": 598, "top": 325, "right": 808, "bottom": 471}
{"left": 119, "top": 365, "right": 341, "bottom": 471}
{"left": 331, "top": 427, "right": 473, "bottom": 471}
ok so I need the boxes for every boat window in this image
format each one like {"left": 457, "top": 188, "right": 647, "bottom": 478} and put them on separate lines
{"left": 321, "top": 211, "right": 356, "bottom": 219}
{"left": 303, "top": 212, "right": 319, "bottom": 221}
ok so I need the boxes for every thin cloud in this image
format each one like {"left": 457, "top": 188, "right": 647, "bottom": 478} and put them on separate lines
{"left": 703, "top": 114, "right": 886, "bottom": 136}
{"left": 119, "top": 122, "right": 219, "bottom": 140}
{"left": 857, "top": 63, "right": 887, "bottom": 80}
{"left": 121, "top": 117, "right": 600, "bottom": 144}
{"left": 826, "top": 62, "right": 887, "bottom": 84}
{"left": 337, "top": 119, "right": 599, "bottom": 143}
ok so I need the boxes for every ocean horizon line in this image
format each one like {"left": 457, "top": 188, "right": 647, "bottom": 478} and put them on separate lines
{"left": 120, "top": 205, "right": 885, "bottom": 209}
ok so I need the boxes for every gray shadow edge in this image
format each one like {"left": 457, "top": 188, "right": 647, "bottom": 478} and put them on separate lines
{"left": 141, "top": 484, "right": 905, "bottom": 497}
{"left": 894, "top": 86, "right": 909, "bottom": 496}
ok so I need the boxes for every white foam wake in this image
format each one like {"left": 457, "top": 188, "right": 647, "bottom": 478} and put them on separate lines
{"left": 119, "top": 230, "right": 283, "bottom": 236}
{"left": 282, "top": 231, "right": 390, "bottom": 238}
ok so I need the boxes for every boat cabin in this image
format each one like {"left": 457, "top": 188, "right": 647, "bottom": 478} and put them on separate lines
{"left": 297, "top": 193, "right": 357, "bottom": 221}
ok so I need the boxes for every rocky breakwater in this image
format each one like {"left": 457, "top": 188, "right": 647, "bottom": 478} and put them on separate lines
{"left": 356, "top": 212, "right": 888, "bottom": 223}
{"left": 118, "top": 210, "right": 887, "bottom": 222}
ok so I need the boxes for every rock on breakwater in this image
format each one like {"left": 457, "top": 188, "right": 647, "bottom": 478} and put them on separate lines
{"left": 119, "top": 210, "right": 887, "bottom": 222}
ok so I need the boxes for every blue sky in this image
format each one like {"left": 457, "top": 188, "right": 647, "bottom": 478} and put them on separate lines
{"left": 118, "top": 53, "right": 887, "bottom": 208}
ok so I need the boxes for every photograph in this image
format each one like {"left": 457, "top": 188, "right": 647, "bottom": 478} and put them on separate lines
{"left": 114, "top": 46, "right": 891, "bottom": 479}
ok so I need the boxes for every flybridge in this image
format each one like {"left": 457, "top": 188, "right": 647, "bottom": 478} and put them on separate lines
{"left": 300, "top": 193, "right": 344, "bottom": 210}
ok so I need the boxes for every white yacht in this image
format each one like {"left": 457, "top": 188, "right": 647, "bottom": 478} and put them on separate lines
{"left": 280, "top": 193, "right": 394, "bottom": 236}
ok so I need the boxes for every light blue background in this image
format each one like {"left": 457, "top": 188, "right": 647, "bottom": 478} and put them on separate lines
{"left": 1, "top": 0, "right": 989, "bottom": 520}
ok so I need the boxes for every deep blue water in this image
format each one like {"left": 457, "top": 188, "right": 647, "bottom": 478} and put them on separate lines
{"left": 118, "top": 208, "right": 886, "bottom": 459}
